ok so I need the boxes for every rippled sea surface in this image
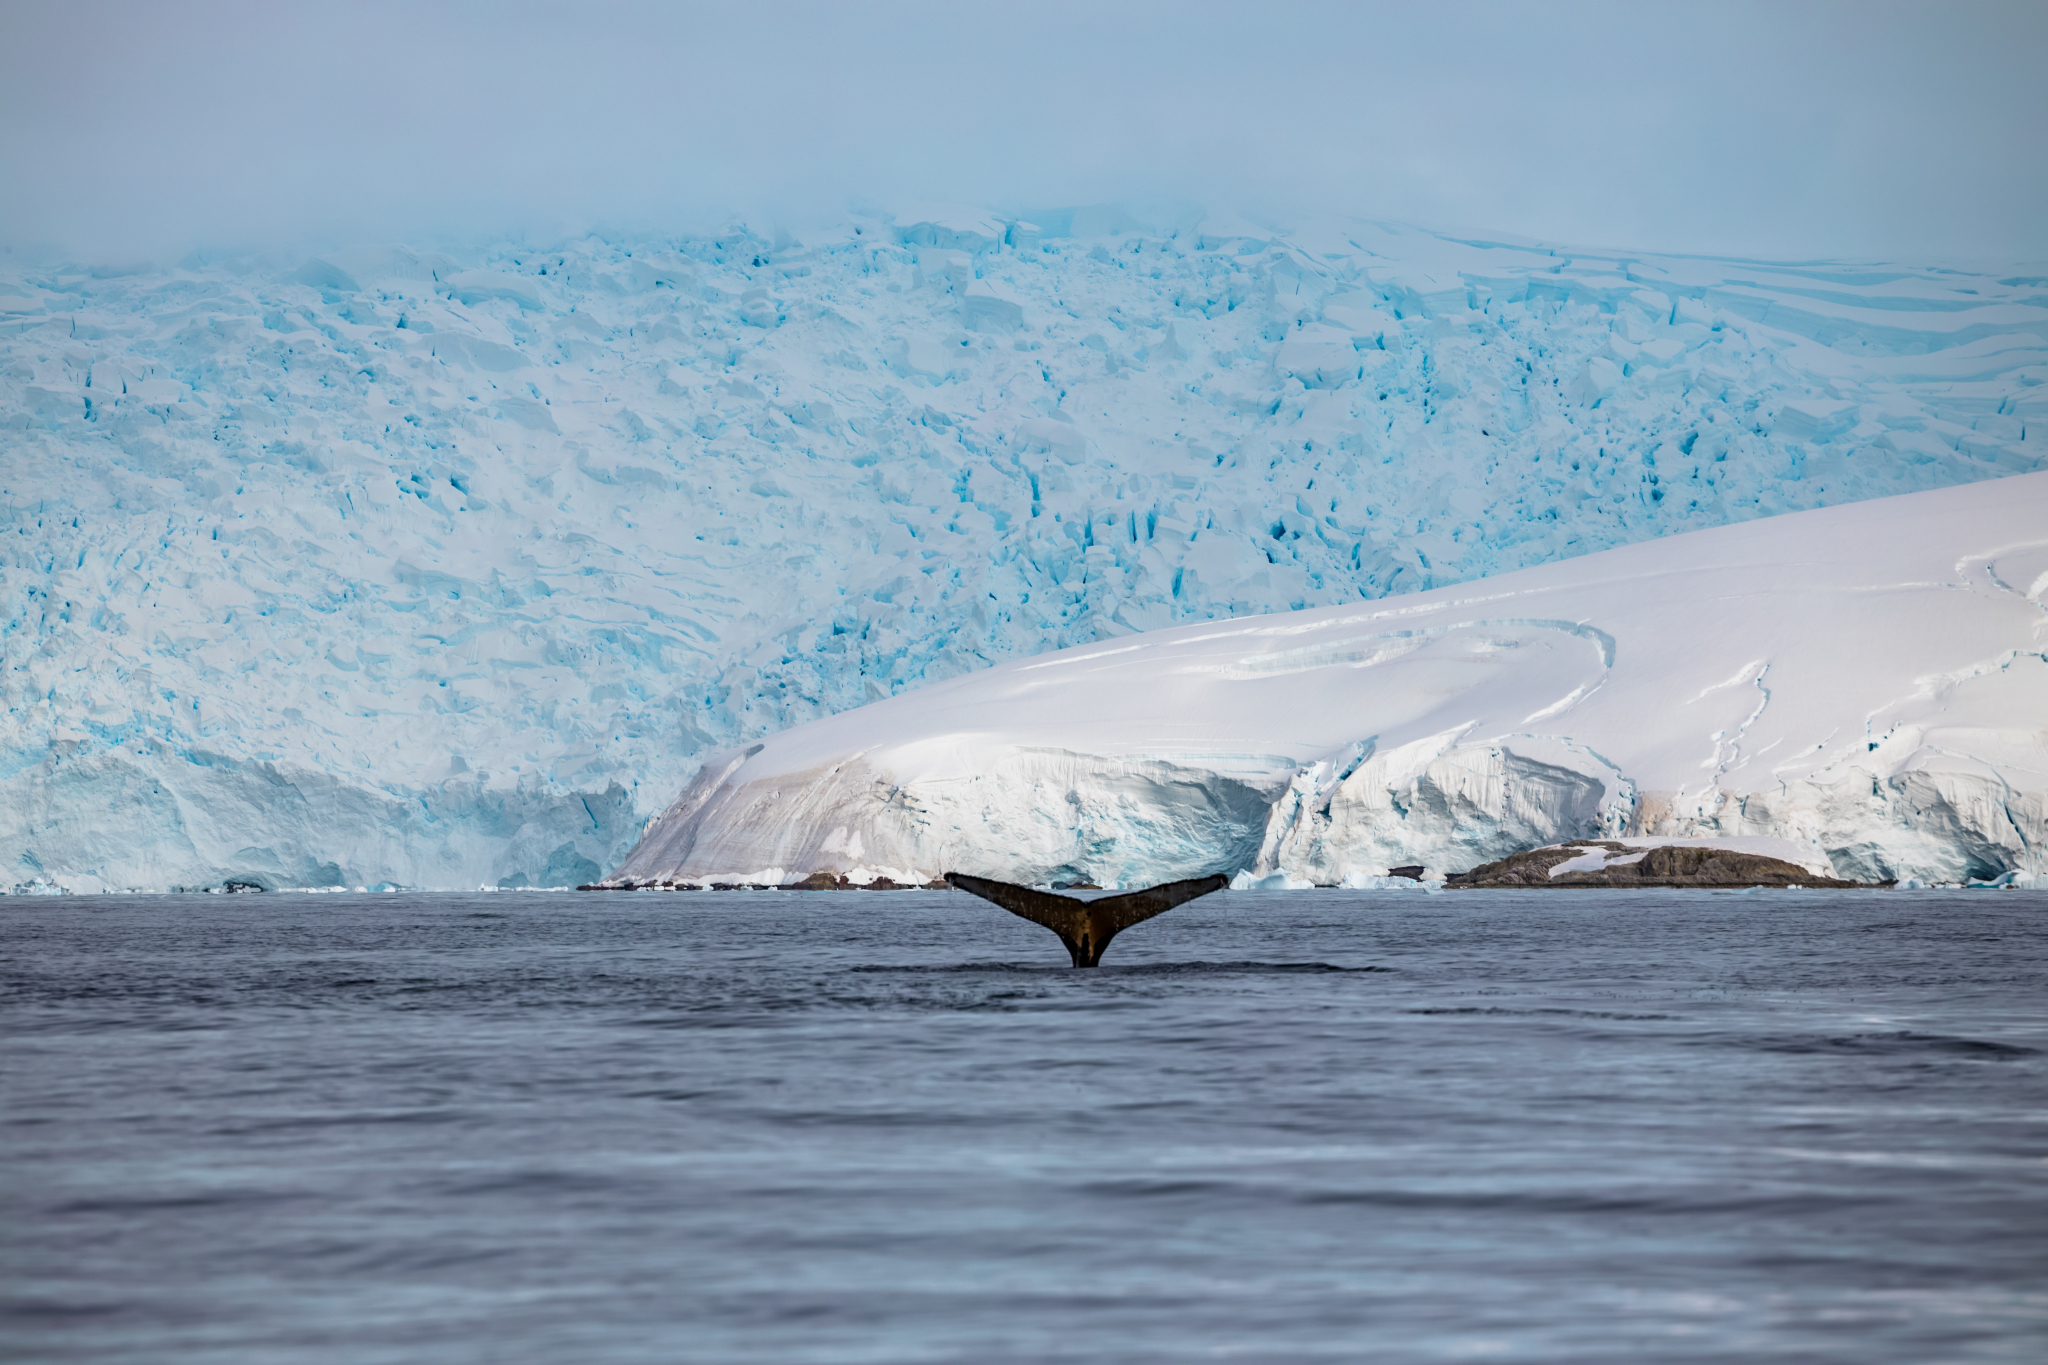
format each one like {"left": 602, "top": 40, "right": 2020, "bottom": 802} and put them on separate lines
{"left": 4, "top": 889, "right": 2045, "bottom": 1363}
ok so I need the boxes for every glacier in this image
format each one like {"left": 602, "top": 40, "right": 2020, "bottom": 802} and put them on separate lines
{"left": 604, "top": 472, "right": 2048, "bottom": 891}
{"left": 2, "top": 204, "right": 2045, "bottom": 891}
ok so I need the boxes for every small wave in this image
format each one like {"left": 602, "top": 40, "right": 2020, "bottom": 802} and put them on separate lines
{"left": 1076, "top": 1177, "right": 1239, "bottom": 1199}
{"left": 1115, "top": 960, "right": 1393, "bottom": 975}
{"left": 850, "top": 960, "right": 1390, "bottom": 976}
{"left": 439, "top": 1170, "right": 625, "bottom": 1197}
{"left": 1405, "top": 1006, "right": 1678, "bottom": 1020}
{"left": 848, "top": 961, "right": 1077, "bottom": 975}
{"left": 1739, "top": 1030, "right": 2037, "bottom": 1058}
{"left": 51, "top": 1189, "right": 307, "bottom": 1215}
{"left": 0, "top": 1298, "right": 129, "bottom": 1323}
{"left": 213, "top": 1108, "right": 476, "bottom": 1135}
{"left": 1288, "top": 1187, "right": 1856, "bottom": 1217}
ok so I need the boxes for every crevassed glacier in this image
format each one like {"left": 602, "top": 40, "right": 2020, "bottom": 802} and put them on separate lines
{"left": 603, "top": 472, "right": 2048, "bottom": 890}
{"left": 3, "top": 205, "right": 2044, "bottom": 889}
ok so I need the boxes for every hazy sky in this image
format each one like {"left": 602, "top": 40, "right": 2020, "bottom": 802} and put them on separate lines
{"left": 4, "top": 0, "right": 2044, "bottom": 262}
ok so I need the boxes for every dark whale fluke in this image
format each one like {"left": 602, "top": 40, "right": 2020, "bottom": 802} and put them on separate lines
{"left": 943, "top": 872, "right": 1229, "bottom": 967}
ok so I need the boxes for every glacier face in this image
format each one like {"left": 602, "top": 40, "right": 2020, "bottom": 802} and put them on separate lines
{"left": 3, "top": 204, "right": 2045, "bottom": 890}
{"left": 605, "top": 472, "right": 2048, "bottom": 891}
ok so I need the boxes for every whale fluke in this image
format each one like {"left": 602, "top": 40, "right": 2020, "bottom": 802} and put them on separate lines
{"left": 943, "top": 872, "right": 1229, "bottom": 967}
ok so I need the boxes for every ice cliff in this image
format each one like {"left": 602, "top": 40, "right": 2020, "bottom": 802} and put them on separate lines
{"left": 606, "top": 472, "right": 2048, "bottom": 890}
{"left": 3, "top": 205, "right": 2045, "bottom": 890}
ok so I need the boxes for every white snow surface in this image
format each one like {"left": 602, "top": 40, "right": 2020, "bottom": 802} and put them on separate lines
{"left": 611, "top": 472, "right": 2048, "bottom": 889}
{"left": 4, "top": 204, "right": 2046, "bottom": 890}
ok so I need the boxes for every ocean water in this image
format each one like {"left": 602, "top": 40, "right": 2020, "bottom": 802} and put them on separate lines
{"left": 3, "top": 888, "right": 2044, "bottom": 1364}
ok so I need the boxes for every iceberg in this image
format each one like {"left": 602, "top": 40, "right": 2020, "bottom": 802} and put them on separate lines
{"left": 602, "top": 472, "right": 2048, "bottom": 890}
{"left": 3, "top": 207, "right": 2044, "bottom": 890}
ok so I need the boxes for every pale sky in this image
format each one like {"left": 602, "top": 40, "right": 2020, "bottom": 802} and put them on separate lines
{"left": 3, "top": 0, "right": 2044, "bottom": 262}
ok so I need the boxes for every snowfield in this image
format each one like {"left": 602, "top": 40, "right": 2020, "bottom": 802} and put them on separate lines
{"left": 607, "top": 472, "right": 2048, "bottom": 890}
{"left": 3, "top": 204, "right": 2044, "bottom": 891}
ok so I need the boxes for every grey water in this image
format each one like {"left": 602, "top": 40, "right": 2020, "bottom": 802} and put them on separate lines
{"left": 3, "top": 890, "right": 2044, "bottom": 1364}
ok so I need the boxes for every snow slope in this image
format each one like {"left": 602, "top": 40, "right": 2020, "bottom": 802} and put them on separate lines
{"left": 607, "top": 472, "right": 2048, "bottom": 889}
{"left": 4, "top": 205, "right": 2045, "bottom": 890}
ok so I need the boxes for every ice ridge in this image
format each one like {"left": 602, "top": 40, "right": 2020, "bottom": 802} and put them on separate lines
{"left": 604, "top": 472, "right": 2048, "bottom": 891}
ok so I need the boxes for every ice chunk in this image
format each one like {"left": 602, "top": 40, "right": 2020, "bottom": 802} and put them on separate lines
{"left": 1319, "top": 294, "right": 1398, "bottom": 339}
{"left": 1274, "top": 324, "right": 1365, "bottom": 389}
{"left": 1568, "top": 357, "right": 1623, "bottom": 405}
{"left": 1364, "top": 268, "right": 1469, "bottom": 318}
{"left": 444, "top": 271, "right": 543, "bottom": 310}
{"left": 1773, "top": 399, "right": 1858, "bottom": 443}
{"left": 294, "top": 256, "right": 360, "bottom": 292}
{"left": 1231, "top": 870, "right": 1315, "bottom": 891}
{"left": 890, "top": 205, "right": 1008, "bottom": 253}
{"left": 961, "top": 280, "right": 1024, "bottom": 333}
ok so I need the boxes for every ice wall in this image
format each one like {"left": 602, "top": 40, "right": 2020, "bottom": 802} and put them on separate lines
{"left": 3, "top": 206, "right": 2044, "bottom": 889}
{"left": 604, "top": 473, "right": 2048, "bottom": 890}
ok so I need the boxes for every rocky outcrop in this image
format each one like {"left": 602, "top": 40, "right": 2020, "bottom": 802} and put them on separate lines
{"left": 777, "top": 871, "right": 949, "bottom": 891}
{"left": 579, "top": 869, "right": 950, "bottom": 891}
{"left": 1446, "top": 840, "right": 1870, "bottom": 889}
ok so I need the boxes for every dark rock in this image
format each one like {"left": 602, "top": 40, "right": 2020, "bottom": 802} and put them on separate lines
{"left": 1446, "top": 841, "right": 1869, "bottom": 889}
{"left": 780, "top": 871, "right": 949, "bottom": 890}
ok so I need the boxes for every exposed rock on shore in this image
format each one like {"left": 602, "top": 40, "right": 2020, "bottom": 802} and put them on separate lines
{"left": 778, "top": 871, "right": 949, "bottom": 891}
{"left": 1447, "top": 841, "right": 1870, "bottom": 889}
{"left": 578, "top": 870, "right": 949, "bottom": 891}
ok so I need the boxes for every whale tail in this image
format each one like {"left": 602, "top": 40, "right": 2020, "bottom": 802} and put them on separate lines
{"left": 943, "top": 872, "right": 1230, "bottom": 967}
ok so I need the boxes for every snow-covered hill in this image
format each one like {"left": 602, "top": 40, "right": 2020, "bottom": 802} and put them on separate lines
{"left": 4, "top": 205, "right": 2044, "bottom": 891}
{"left": 606, "top": 472, "right": 2048, "bottom": 890}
